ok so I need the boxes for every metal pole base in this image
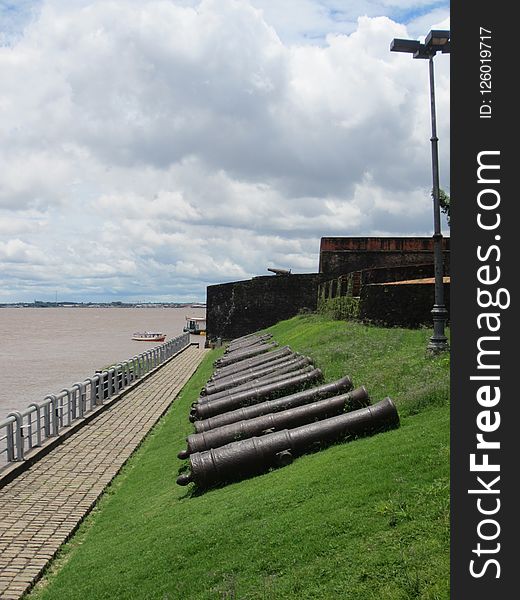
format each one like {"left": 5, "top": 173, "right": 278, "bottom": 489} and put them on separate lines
{"left": 427, "top": 335, "right": 449, "bottom": 354}
{"left": 427, "top": 305, "right": 449, "bottom": 354}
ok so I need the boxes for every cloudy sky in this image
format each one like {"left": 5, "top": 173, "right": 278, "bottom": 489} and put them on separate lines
{"left": 0, "top": 0, "right": 450, "bottom": 303}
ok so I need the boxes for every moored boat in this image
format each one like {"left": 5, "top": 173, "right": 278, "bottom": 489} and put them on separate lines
{"left": 132, "top": 331, "right": 166, "bottom": 342}
{"left": 183, "top": 316, "right": 206, "bottom": 335}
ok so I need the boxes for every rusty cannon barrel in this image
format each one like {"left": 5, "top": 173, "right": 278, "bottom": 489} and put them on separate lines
{"left": 193, "top": 375, "right": 353, "bottom": 433}
{"left": 215, "top": 343, "right": 279, "bottom": 368}
{"left": 209, "top": 349, "right": 297, "bottom": 384}
{"left": 196, "top": 365, "right": 315, "bottom": 405}
{"left": 225, "top": 339, "right": 271, "bottom": 355}
{"left": 221, "top": 336, "right": 273, "bottom": 358}
{"left": 189, "top": 368, "right": 323, "bottom": 422}
{"left": 210, "top": 346, "right": 293, "bottom": 381}
{"left": 226, "top": 333, "right": 273, "bottom": 352}
{"left": 177, "top": 397, "right": 400, "bottom": 488}
{"left": 202, "top": 355, "right": 313, "bottom": 397}
{"left": 214, "top": 342, "right": 278, "bottom": 368}
{"left": 205, "top": 352, "right": 301, "bottom": 392}
{"left": 227, "top": 332, "right": 272, "bottom": 347}
{"left": 179, "top": 387, "right": 370, "bottom": 458}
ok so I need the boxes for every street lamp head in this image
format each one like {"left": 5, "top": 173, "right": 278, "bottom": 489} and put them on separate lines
{"left": 413, "top": 44, "right": 431, "bottom": 59}
{"left": 391, "top": 30, "right": 450, "bottom": 59}
{"left": 425, "top": 30, "right": 450, "bottom": 48}
{"left": 390, "top": 38, "right": 421, "bottom": 53}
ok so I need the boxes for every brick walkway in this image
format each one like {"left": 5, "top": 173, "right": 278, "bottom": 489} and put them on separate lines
{"left": 0, "top": 345, "right": 207, "bottom": 599}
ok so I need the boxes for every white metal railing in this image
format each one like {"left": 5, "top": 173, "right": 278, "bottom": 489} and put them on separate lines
{"left": 0, "top": 333, "right": 190, "bottom": 470}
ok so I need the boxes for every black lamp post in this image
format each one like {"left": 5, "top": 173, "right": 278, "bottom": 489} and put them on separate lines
{"left": 390, "top": 30, "right": 450, "bottom": 353}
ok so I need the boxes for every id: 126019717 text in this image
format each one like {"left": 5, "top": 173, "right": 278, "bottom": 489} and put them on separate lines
{"left": 479, "top": 27, "right": 492, "bottom": 119}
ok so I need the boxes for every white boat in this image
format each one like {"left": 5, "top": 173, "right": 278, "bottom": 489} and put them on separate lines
{"left": 183, "top": 316, "right": 206, "bottom": 335}
{"left": 132, "top": 331, "right": 166, "bottom": 342}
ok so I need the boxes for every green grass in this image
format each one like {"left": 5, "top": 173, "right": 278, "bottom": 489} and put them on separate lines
{"left": 28, "top": 316, "right": 449, "bottom": 600}
{"left": 265, "top": 315, "right": 450, "bottom": 418}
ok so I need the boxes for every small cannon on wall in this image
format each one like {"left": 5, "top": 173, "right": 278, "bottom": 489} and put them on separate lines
{"left": 267, "top": 267, "right": 291, "bottom": 275}
{"left": 177, "top": 398, "right": 400, "bottom": 488}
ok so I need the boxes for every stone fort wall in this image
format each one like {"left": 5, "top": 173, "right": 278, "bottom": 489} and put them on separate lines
{"left": 206, "top": 273, "right": 323, "bottom": 341}
{"left": 206, "top": 236, "right": 450, "bottom": 339}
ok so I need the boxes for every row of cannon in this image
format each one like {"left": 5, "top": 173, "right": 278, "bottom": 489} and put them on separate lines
{"left": 176, "top": 332, "right": 400, "bottom": 489}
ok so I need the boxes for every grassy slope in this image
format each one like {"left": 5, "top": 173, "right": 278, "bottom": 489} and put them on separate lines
{"left": 29, "top": 316, "right": 450, "bottom": 600}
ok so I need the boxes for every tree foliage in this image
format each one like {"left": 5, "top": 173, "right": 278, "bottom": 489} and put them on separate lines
{"left": 432, "top": 189, "right": 451, "bottom": 226}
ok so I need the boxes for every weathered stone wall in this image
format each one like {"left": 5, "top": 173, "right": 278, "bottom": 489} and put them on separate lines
{"left": 319, "top": 263, "right": 445, "bottom": 301}
{"left": 206, "top": 274, "right": 324, "bottom": 340}
{"left": 359, "top": 262, "right": 447, "bottom": 286}
{"left": 319, "top": 237, "right": 450, "bottom": 277}
{"left": 207, "top": 237, "right": 451, "bottom": 338}
{"left": 359, "top": 279, "right": 451, "bottom": 328}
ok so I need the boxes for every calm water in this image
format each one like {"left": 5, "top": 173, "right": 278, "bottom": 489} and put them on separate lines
{"left": 0, "top": 307, "right": 206, "bottom": 421}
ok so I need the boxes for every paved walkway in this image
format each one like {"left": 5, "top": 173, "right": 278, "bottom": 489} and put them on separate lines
{"left": 0, "top": 345, "right": 207, "bottom": 599}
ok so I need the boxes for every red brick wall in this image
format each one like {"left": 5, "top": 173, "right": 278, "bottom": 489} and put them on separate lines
{"left": 319, "top": 237, "right": 450, "bottom": 276}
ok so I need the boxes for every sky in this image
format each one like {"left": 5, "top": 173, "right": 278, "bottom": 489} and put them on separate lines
{"left": 0, "top": 0, "right": 450, "bottom": 303}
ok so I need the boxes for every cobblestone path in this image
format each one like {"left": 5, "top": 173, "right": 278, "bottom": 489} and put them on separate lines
{"left": 0, "top": 345, "right": 207, "bottom": 599}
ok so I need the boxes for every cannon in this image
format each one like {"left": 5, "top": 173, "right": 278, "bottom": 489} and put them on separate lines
{"left": 193, "top": 375, "right": 354, "bottom": 433}
{"left": 202, "top": 355, "right": 313, "bottom": 397}
{"left": 221, "top": 337, "right": 274, "bottom": 359}
{"left": 206, "top": 351, "right": 301, "bottom": 391}
{"left": 267, "top": 267, "right": 291, "bottom": 276}
{"left": 179, "top": 386, "right": 370, "bottom": 458}
{"left": 189, "top": 368, "right": 324, "bottom": 422}
{"left": 197, "top": 365, "right": 315, "bottom": 404}
{"left": 214, "top": 342, "right": 278, "bottom": 368}
{"left": 226, "top": 333, "right": 273, "bottom": 353}
{"left": 177, "top": 398, "right": 400, "bottom": 488}
{"left": 208, "top": 350, "right": 298, "bottom": 385}
{"left": 228, "top": 332, "right": 272, "bottom": 346}
{"left": 210, "top": 346, "right": 293, "bottom": 380}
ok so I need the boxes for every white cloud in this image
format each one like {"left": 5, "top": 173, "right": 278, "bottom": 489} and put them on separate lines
{"left": 0, "top": 0, "right": 450, "bottom": 302}
{"left": 246, "top": 1, "right": 449, "bottom": 45}
{"left": 0, "top": 152, "right": 74, "bottom": 210}
{"left": 407, "top": 8, "right": 450, "bottom": 37}
{"left": 0, "top": 239, "right": 47, "bottom": 264}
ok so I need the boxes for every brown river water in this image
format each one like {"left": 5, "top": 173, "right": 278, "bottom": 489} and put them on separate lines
{"left": 0, "top": 307, "right": 206, "bottom": 421}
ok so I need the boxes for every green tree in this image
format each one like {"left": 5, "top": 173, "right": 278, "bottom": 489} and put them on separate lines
{"left": 432, "top": 189, "right": 451, "bottom": 226}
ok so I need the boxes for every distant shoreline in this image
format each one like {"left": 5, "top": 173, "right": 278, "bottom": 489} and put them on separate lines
{"left": 0, "top": 302, "right": 206, "bottom": 309}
